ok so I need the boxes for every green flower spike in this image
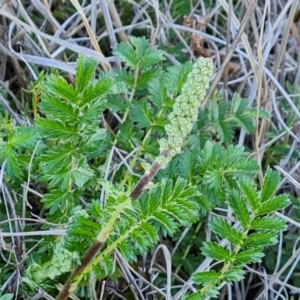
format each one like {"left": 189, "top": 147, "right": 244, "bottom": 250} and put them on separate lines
{"left": 157, "top": 57, "right": 213, "bottom": 168}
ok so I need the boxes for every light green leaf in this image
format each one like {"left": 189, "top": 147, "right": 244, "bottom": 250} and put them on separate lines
{"left": 81, "top": 76, "right": 114, "bottom": 105}
{"left": 71, "top": 166, "right": 94, "bottom": 189}
{"left": 227, "top": 189, "right": 251, "bottom": 229}
{"left": 9, "top": 126, "right": 38, "bottom": 149}
{"left": 152, "top": 211, "right": 177, "bottom": 235}
{"left": 245, "top": 231, "right": 278, "bottom": 248}
{"left": 118, "top": 241, "right": 136, "bottom": 262}
{"left": 36, "top": 118, "right": 79, "bottom": 140}
{"left": 39, "top": 93, "right": 79, "bottom": 121}
{"left": 234, "top": 248, "right": 264, "bottom": 265}
{"left": 75, "top": 54, "right": 97, "bottom": 93}
{"left": 201, "top": 242, "right": 232, "bottom": 263}
{"left": 0, "top": 143, "right": 23, "bottom": 180}
{"left": 238, "top": 177, "right": 259, "bottom": 211}
{"left": 256, "top": 194, "right": 290, "bottom": 216}
{"left": 209, "top": 217, "right": 243, "bottom": 245}
{"left": 129, "top": 98, "right": 152, "bottom": 128}
{"left": 223, "top": 266, "right": 245, "bottom": 283}
{"left": 192, "top": 270, "right": 220, "bottom": 285}
{"left": 148, "top": 77, "right": 166, "bottom": 107}
{"left": 41, "top": 190, "right": 76, "bottom": 214}
{"left": 231, "top": 93, "right": 242, "bottom": 114}
{"left": 139, "top": 48, "right": 164, "bottom": 70}
{"left": 113, "top": 41, "right": 139, "bottom": 70}
{"left": 250, "top": 216, "right": 287, "bottom": 231}
{"left": 0, "top": 294, "right": 14, "bottom": 300}
{"left": 261, "top": 168, "right": 281, "bottom": 202}
{"left": 44, "top": 74, "right": 78, "bottom": 104}
{"left": 40, "top": 144, "right": 74, "bottom": 173}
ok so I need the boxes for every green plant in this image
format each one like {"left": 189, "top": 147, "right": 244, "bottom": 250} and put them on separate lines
{"left": 0, "top": 37, "right": 290, "bottom": 299}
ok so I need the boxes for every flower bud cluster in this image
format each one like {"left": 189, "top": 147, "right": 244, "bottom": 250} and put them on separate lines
{"left": 156, "top": 57, "right": 213, "bottom": 167}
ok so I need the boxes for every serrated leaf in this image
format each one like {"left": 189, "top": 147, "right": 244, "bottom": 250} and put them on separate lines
{"left": 256, "top": 194, "right": 290, "bottom": 216}
{"left": 81, "top": 129, "right": 109, "bottom": 153}
{"left": 81, "top": 98, "right": 107, "bottom": 123}
{"left": 1, "top": 144, "right": 23, "bottom": 180}
{"left": 148, "top": 77, "right": 166, "bottom": 107}
{"left": 129, "top": 99, "right": 152, "bottom": 128}
{"left": 193, "top": 270, "right": 220, "bottom": 285}
{"left": 223, "top": 266, "right": 245, "bottom": 283}
{"left": 209, "top": 217, "right": 243, "bottom": 245}
{"left": 139, "top": 48, "right": 164, "bottom": 70}
{"left": 40, "top": 144, "right": 74, "bottom": 173}
{"left": 113, "top": 41, "right": 139, "bottom": 70}
{"left": 227, "top": 189, "right": 251, "bottom": 228}
{"left": 75, "top": 54, "right": 97, "bottom": 93}
{"left": 129, "top": 36, "right": 149, "bottom": 56}
{"left": 71, "top": 166, "right": 94, "bottom": 189}
{"left": 139, "top": 222, "right": 159, "bottom": 244}
{"left": 81, "top": 76, "right": 114, "bottom": 105}
{"left": 238, "top": 177, "right": 259, "bottom": 211}
{"left": 201, "top": 242, "right": 232, "bottom": 263}
{"left": 9, "top": 127, "right": 38, "bottom": 149}
{"left": 232, "top": 113, "right": 254, "bottom": 133}
{"left": 231, "top": 93, "right": 242, "bottom": 114}
{"left": 136, "top": 69, "right": 161, "bottom": 89}
{"left": 106, "top": 94, "right": 127, "bottom": 112}
{"left": 217, "top": 119, "right": 234, "bottom": 142}
{"left": 245, "top": 231, "right": 278, "bottom": 248}
{"left": 36, "top": 118, "right": 79, "bottom": 140}
{"left": 44, "top": 74, "right": 78, "bottom": 104}
{"left": 41, "top": 190, "right": 76, "bottom": 214}
{"left": 250, "top": 216, "right": 287, "bottom": 231}
{"left": 234, "top": 248, "right": 264, "bottom": 265}
{"left": 182, "top": 292, "right": 205, "bottom": 300}
{"left": 261, "top": 168, "right": 280, "bottom": 202}
{"left": 39, "top": 93, "right": 79, "bottom": 122}
{"left": 152, "top": 211, "right": 177, "bottom": 235}
{"left": 177, "top": 149, "right": 198, "bottom": 182}
{"left": 164, "top": 63, "right": 192, "bottom": 95}
{"left": 118, "top": 241, "right": 136, "bottom": 262}
{"left": 117, "top": 120, "right": 143, "bottom": 150}
{"left": 101, "top": 255, "right": 114, "bottom": 275}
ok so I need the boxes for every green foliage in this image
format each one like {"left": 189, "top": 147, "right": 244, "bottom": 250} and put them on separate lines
{"left": 0, "top": 37, "right": 290, "bottom": 299}
{"left": 183, "top": 168, "right": 290, "bottom": 299}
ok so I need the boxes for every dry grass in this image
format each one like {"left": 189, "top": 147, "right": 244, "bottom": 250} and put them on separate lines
{"left": 1, "top": 0, "right": 300, "bottom": 299}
